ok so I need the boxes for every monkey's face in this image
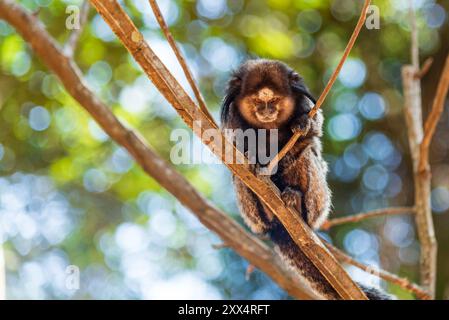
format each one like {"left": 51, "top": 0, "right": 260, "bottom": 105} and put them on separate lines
{"left": 237, "top": 87, "right": 295, "bottom": 129}
{"left": 221, "top": 59, "right": 315, "bottom": 130}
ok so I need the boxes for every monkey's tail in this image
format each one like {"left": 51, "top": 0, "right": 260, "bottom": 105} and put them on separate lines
{"left": 269, "top": 221, "right": 393, "bottom": 300}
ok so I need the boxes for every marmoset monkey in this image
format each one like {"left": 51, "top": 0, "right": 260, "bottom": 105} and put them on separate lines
{"left": 221, "top": 59, "right": 392, "bottom": 300}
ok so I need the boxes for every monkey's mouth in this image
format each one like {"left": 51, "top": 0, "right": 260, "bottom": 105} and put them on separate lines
{"left": 256, "top": 111, "right": 278, "bottom": 123}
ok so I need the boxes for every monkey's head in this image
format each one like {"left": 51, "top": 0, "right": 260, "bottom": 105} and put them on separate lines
{"left": 221, "top": 59, "right": 316, "bottom": 129}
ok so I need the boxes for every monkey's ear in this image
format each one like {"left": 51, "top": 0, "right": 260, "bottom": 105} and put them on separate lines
{"left": 291, "top": 81, "right": 316, "bottom": 106}
{"left": 220, "top": 76, "right": 242, "bottom": 124}
{"left": 228, "top": 75, "right": 242, "bottom": 90}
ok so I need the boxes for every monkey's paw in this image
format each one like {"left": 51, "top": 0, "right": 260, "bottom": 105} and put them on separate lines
{"left": 291, "top": 114, "right": 311, "bottom": 136}
{"left": 281, "top": 187, "right": 303, "bottom": 212}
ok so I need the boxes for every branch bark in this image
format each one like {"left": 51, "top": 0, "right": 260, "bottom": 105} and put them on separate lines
{"left": 0, "top": 0, "right": 316, "bottom": 300}
{"left": 88, "top": 0, "right": 367, "bottom": 299}
{"left": 320, "top": 207, "right": 416, "bottom": 231}
{"left": 400, "top": 2, "right": 437, "bottom": 298}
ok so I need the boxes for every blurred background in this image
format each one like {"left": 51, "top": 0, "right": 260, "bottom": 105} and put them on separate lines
{"left": 0, "top": 0, "right": 448, "bottom": 299}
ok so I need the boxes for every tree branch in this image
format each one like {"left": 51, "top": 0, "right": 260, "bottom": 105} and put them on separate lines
{"left": 401, "top": 2, "right": 437, "bottom": 298}
{"left": 148, "top": 0, "right": 215, "bottom": 126}
{"left": 0, "top": 0, "right": 316, "bottom": 300}
{"left": 88, "top": 0, "right": 367, "bottom": 299}
{"left": 419, "top": 54, "right": 449, "bottom": 173}
{"left": 320, "top": 207, "right": 416, "bottom": 231}
{"left": 267, "top": 0, "right": 371, "bottom": 173}
{"left": 324, "top": 242, "right": 431, "bottom": 300}
{"left": 63, "top": 0, "right": 90, "bottom": 57}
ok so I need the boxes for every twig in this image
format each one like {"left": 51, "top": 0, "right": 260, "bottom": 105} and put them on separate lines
{"left": 89, "top": 0, "right": 368, "bottom": 300}
{"left": 148, "top": 0, "right": 216, "bottom": 126}
{"left": 414, "top": 57, "right": 433, "bottom": 79}
{"left": 419, "top": 54, "right": 449, "bottom": 173}
{"left": 324, "top": 242, "right": 431, "bottom": 300}
{"left": 0, "top": 0, "right": 316, "bottom": 300}
{"left": 63, "top": 0, "right": 90, "bottom": 57}
{"left": 401, "top": 2, "right": 437, "bottom": 298}
{"left": 267, "top": 0, "right": 371, "bottom": 173}
{"left": 212, "top": 243, "right": 229, "bottom": 250}
{"left": 320, "top": 207, "right": 416, "bottom": 231}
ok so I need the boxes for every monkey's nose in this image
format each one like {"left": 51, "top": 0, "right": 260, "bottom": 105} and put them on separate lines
{"left": 257, "top": 103, "right": 276, "bottom": 114}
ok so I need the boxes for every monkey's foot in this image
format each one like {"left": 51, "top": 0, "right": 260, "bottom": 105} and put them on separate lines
{"left": 281, "top": 187, "right": 303, "bottom": 214}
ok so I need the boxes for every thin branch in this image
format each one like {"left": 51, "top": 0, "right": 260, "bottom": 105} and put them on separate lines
{"left": 324, "top": 242, "right": 431, "bottom": 300}
{"left": 267, "top": 0, "right": 371, "bottom": 173}
{"left": 0, "top": 0, "right": 316, "bottom": 300}
{"left": 148, "top": 0, "right": 216, "bottom": 126}
{"left": 88, "top": 0, "right": 368, "bottom": 300}
{"left": 419, "top": 54, "right": 449, "bottom": 173}
{"left": 414, "top": 57, "right": 433, "bottom": 79}
{"left": 409, "top": 0, "right": 419, "bottom": 69}
{"left": 402, "top": 3, "right": 437, "bottom": 298}
{"left": 63, "top": 0, "right": 90, "bottom": 57}
{"left": 320, "top": 207, "right": 416, "bottom": 231}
